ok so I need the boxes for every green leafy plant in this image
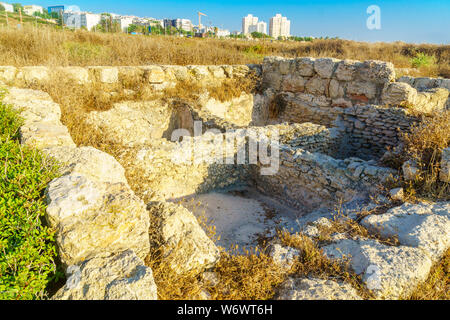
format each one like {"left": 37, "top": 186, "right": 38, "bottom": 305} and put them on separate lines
{"left": 0, "top": 89, "right": 61, "bottom": 300}
{"left": 411, "top": 52, "right": 436, "bottom": 68}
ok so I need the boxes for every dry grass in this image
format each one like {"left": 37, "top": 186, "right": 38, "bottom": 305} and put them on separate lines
{"left": 278, "top": 231, "right": 374, "bottom": 300}
{"left": 1, "top": 25, "right": 449, "bottom": 77}
{"left": 406, "top": 249, "right": 449, "bottom": 300}
{"left": 398, "top": 111, "right": 450, "bottom": 201}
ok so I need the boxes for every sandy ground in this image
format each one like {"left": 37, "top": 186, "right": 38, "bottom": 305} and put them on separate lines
{"left": 176, "top": 188, "right": 303, "bottom": 250}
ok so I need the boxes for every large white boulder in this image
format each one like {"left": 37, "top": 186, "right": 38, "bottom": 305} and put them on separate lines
{"left": 361, "top": 202, "right": 450, "bottom": 261}
{"left": 147, "top": 201, "right": 220, "bottom": 274}
{"left": 52, "top": 250, "right": 157, "bottom": 300}
{"left": 45, "top": 174, "right": 150, "bottom": 266}
{"left": 322, "top": 238, "right": 432, "bottom": 299}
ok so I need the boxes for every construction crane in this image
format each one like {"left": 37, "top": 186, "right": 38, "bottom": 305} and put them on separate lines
{"left": 197, "top": 11, "right": 207, "bottom": 29}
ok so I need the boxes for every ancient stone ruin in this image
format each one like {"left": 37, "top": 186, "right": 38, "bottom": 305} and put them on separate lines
{"left": 0, "top": 57, "right": 448, "bottom": 300}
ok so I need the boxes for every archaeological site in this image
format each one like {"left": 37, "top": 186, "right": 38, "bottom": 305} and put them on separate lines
{"left": 0, "top": 56, "right": 449, "bottom": 300}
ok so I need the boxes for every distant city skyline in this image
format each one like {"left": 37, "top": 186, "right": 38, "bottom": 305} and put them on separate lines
{"left": 15, "top": 0, "right": 450, "bottom": 44}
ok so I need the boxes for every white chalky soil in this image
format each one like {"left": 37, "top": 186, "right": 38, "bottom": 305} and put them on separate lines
{"left": 177, "top": 188, "right": 302, "bottom": 250}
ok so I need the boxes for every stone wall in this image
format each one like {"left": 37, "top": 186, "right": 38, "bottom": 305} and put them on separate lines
{"left": 0, "top": 65, "right": 261, "bottom": 129}
{"left": 260, "top": 57, "right": 449, "bottom": 159}
{"left": 253, "top": 147, "right": 396, "bottom": 211}
{"left": 334, "top": 104, "right": 419, "bottom": 159}
{"left": 119, "top": 122, "right": 340, "bottom": 202}
{"left": 397, "top": 75, "right": 450, "bottom": 109}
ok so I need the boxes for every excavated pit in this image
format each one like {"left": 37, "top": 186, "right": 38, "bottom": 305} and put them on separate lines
{"left": 6, "top": 59, "right": 447, "bottom": 253}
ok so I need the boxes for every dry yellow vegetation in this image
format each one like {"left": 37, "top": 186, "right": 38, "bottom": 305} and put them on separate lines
{"left": 0, "top": 25, "right": 449, "bottom": 77}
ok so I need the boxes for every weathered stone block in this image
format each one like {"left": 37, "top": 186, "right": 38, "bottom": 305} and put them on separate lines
{"left": 17, "top": 66, "right": 49, "bottom": 84}
{"left": 402, "top": 160, "right": 419, "bottom": 181}
{"left": 45, "top": 174, "right": 150, "bottom": 266}
{"left": 314, "top": 58, "right": 339, "bottom": 78}
{"left": 88, "top": 67, "right": 119, "bottom": 84}
{"left": 0, "top": 66, "right": 17, "bottom": 83}
{"left": 335, "top": 60, "right": 360, "bottom": 81}
{"left": 44, "top": 146, "right": 128, "bottom": 185}
{"left": 55, "top": 67, "right": 90, "bottom": 84}
{"left": 296, "top": 57, "right": 316, "bottom": 77}
{"left": 142, "top": 66, "right": 166, "bottom": 83}
{"left": 52, "top": 250, "right": 157, "bottom": 300}
{"left": 382, "top": 82, "right": 418, "bottom": 106}
{"left": 147, "top": 201, "right": 220, "bottom": 274}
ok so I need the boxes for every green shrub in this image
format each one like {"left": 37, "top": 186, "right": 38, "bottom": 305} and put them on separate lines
{"left": 0, "top": 89, "right": 61, "bottom": 300}
{"left": 411, "top": 52, "right": 436, "bottom": 68}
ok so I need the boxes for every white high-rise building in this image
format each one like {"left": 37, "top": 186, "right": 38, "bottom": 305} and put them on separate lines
{"left": 63, "top": 11, "right": 102, "bottom": 31}
{"left": 249, "top": 21, "right": 267, "bottom": 35}
{"left": 242, "top": 14, "right": 259, "bottom": 34}
{"left": 269, "top": 14, "right": 290, "bottom": 38}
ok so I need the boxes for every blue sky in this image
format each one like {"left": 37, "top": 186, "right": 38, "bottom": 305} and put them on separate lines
{"left": 28, "top": 0, "right": 449, "bottom": 43}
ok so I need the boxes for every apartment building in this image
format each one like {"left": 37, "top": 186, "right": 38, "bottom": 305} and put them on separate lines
{"left": 242, "top": 14, "right": 258, "bottom": 34}
{"left": 23, "top": 5, "right": 43, "bottom": 16}
{"left": 269, "top": 14, "right": 290, "bottom": 38}
{"left": 249, "top": 21, "right": 267, "bottom": 35}
{"left": 164, "top": 18, "right": 193, "bottom": 32}
{"left": 112, "top": 15, "right": 134, "bottom": 32}
{"left": 63, "top": 11, "right": 101, "bottom": 31}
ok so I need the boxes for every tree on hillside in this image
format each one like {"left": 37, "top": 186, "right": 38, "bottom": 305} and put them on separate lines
{"left": 251, "top": 31, "right": 270, "bottom": 39}
{"left": 13, "top": 3, "right": 23, "bottom": 13}
{"left": 0, "top": 4, "right": 5, "bottom": 12}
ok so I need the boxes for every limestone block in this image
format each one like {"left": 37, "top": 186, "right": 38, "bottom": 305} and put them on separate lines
{"left": 55, "top": 67, "right": 90, "bottom": 84}
{"left": 335, "top": 60, "right": 360, "bottom": 81}
{"left": 167, "top": 65, "right": 190, "bottom": 81}
{"left": 389, "top": 188, "right": 404, "bottom": 201}
{"left": 19, "top": 122, "right": 76, "bottom": 149}
{"left": 440, "top": 147, "right": 450, "bottom": 182}
{"left": 141, "top": 66, "right": 166, "bottom": 83}
{"left": 84, "top": 100, "right": 173, "bottom": 146}
{"left": 281, "top": 74, "right": 307, "bottom": 93}
{"left": 382, "top": 82, "right": 418, "bottom": 106}
{"left": 118, "top": 66, "right": 145, "bottom": 85}
{"left": 45, "top": 174, "right": 150, "bottom": 266}
{"left": 402, "top": 160, "right": 419, "bottom": 181}
{"left": 277, "top": 278, "right": 362, "bottom": 300}
{"left": 88, "top": 67, "right": 119, "bottom": 84}
{"left": 17, "top": 66, "right": 49, "bottom": 84}
{"left": 268, "top": 243, "right": 300, "bottom": 270}
{"left": 188, "top": 66, "right": 211, "bottom": 81}
{"left": 358, "top": 60, "right": 396, "bottom": 84}
{"left": 208, "top": 66, "right": 226, "bottom": 79}
{"left": 346, "top": 81, "right": 377, "bottom": 100}
{"left": 279, "top": 59, "right": 292, "bottom": 75}
{"left": 52, "top": 250, "right": 157, "bottom": 300}
{"left": 0, "top": 66, "right": 17, "bottom": 83}
{"left": 295, "top": 57, "right": 316, "bottom": 77}
{"left": 3, "top": 92, "right": 61, "bottom": 126}
{"left": 331, "top": 98, "right": 352, "bottom": 108}
{"left": 314, "top": 58, "right": 339, "bottom": 78}
{"left": 147, "top": 201, "right": 220, "bottom": 274}
{"left": 322, "top": 238, "right": 432, "bottom": 299}
{"left": 305, "top": 76, "right": 329, "bottom": 95}
{"left": 44, "top": 146, "right": 128, "bottom": 185}
{"left": 362, "top": 202, "right": 450, "bottom": 261}
{"left": 329, "top": 79, "right": 345, "bottom": 99}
